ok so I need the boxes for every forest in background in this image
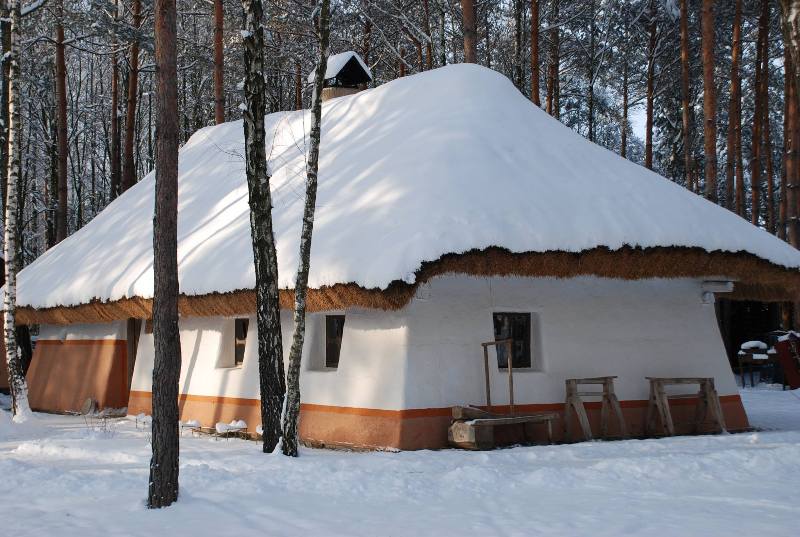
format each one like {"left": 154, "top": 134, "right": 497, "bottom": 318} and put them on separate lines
{"left": 0, "top": 0, "right": 796, "bottom": 268}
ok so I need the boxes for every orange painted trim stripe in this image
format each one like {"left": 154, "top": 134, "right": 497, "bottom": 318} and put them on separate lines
{"left": 36, "top": 339, "right": 126, "bottom": 347}
{"left": 128, "top": 391, "right": 743, "bottom": 418}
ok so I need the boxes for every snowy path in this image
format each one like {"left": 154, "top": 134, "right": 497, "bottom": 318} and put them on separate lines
{"left": 2, "top": 387, "right": 800, "bottom": 537}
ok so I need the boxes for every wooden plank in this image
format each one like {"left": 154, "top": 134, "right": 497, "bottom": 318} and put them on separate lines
{"left": 451, "top": 405, "right": 494, "bottom": 420}
{"left": 471, "top": 414, "right": 557, "bottom": 427}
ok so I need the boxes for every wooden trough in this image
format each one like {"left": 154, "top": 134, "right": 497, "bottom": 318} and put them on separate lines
{"left": 448, "top": 339, "right": 557, "bottom": 450}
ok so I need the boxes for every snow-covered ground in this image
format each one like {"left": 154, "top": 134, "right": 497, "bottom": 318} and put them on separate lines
{"left": 1, "top": 387, "right": 799, "bottom": 537}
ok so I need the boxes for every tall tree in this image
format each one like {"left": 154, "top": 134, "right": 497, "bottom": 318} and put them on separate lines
{"left": 282, "top": 0, "right": 330, "bottom": 457}
{"left": 512, "top": 0, "right": 523, "bottom": 89}
{"left": 213, "top": 0, "right": 224, "bottom": 124}
{"left": 110, "top": 0, "right": 121, "bottom": 200}
{"left": 644, "top": 0, "right": 657, "bottom": 170}
{"left": 727, "top": 0, "right": 743, "bottom": 212}
{"left": 545, "top": 0, "right": 559, "bottom": 117}
{"left": 679, "top": 0, "right": 694, "bottom": 192}
{"left": 780, "top": 0, "right": 800, "bottom": 109}
{"left": 241, "top": 0, "right": 285, "bottom": 453}
{"left": 701, "top": 0, "right": 717, "bottom": 202}
{"left": 461, "top": 0, "right": 477, "bottom": 63}
{"left": 530, "top": 0, "right": 540, "bottom": 105}
{"left": 752, "top": 0, "right": 769, "bottom": 225}
{"left": 786, "top": 52, "right": 799, "bottom": 246}
{"left": 147, "top": 0, "right": 181, "bottom": 509}
{"left": 55, "top": 0, "right": 68, "bottom": 242}
{"left": 121, "top": 0, "right": 141, "bottom": 193}
{"left": 3, "top": 0, "right": 30, "bottom": 421}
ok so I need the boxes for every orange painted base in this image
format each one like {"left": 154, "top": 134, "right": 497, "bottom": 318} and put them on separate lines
{"left": 127, "top": 391, "right": 749, "bottom": 450}
{"left": 27, "top": 340, "right": 129, "bottom": 412}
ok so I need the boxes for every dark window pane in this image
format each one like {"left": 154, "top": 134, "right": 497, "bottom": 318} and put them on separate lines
{"left": 234, "top": 318, "right": 249, "bottom": 366}
{"left": 326, "top": 315, "right": 346, "bottom": 368}
{"left": 492, "top": 313, "right": 531, "bottom": 368}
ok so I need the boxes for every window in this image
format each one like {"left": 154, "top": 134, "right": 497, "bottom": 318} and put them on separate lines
{"left": 325, "top": 315, "right": 346, "bottom": 368}
{"left": 234, "top": 318, "right": 249, "bottom": 366}
{"left": 493, "top": 313, "right": 531, "bottom": 369}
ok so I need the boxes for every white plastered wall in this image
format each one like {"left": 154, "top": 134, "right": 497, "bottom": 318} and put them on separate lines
{"left": 38, "top": 321, "right": 127, "bottom": 341}
{"left": 129, "top": 275, "right": 738, "bottom": 411}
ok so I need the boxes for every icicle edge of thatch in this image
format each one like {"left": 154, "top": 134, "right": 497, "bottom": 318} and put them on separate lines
{"left": 16, "top": 246, "right": 800, "bottom": 325}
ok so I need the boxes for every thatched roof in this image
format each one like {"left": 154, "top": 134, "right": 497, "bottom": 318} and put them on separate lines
{"left": 15, "top": 65, "right": 800, "bottom": 325}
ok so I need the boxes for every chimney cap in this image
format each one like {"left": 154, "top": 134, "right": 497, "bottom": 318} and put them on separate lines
{"left": 308, "top": 51, "right": 372, "bottom": 88}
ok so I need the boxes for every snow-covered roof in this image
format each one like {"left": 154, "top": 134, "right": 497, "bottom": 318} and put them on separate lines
{"left": 16, "top": 64, "right": 800, "bottom": 310}
{"left": 308, "top": 51, "right": 372, "bottom": 84}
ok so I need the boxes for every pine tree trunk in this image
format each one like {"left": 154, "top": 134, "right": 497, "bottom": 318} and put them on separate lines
{"left": 122, "top": 0, "right": 141, "bottom": 193}
{"left": 362, "top": 18, "right": 372, "bottom": 66}
{"left": 546, "top": 0, "right": 559, "bottom": 117}
{"left": 422, "top": 0, "right": 433, "bottom": 70}
{"left": 752, "top": 0, "right": 768, "bottom": 225}
{"left": 4, "top": 0, "right": 30, "bottom": 421}
{"left": 282, "top": 0, "right": 330, "bottom": 458}
{"left": 621, "top": 59, "right": 628, "bottom": 158}
{"left": 780, "top": 0, "right": 800, "bottom": 109}
{"left": 147, "top": 0, "right": 181, "bottom": 509}
{"left": 679, "top": 0, "right": 694, "bottom": 192}
{"left": 587, "top": 0, "right": 596, "bottom": 142}
{"left": 110, "top": 0, "right": 121, "bottom": 200}
{"left": 213, "top": 0, "right": 225, "bottom": 124}
{"left": 461, "top": 0, "right": 477, "bottom": 63}
{"left": 645, "top": 1, "right": 656, "bottom": 170}
{"left": 787, "top": 52, "right": 800, "bottom": 247}
{"left": 241, "top": 0, "right": 285, "bottom": 454}
{"left": 513, "top": 0, "right": 523, "bottom": 90}
{"left": 701, "top": 0, "right": 717, "bottom": 202}
{"left": 530, "top": 0, "right": 540, "bottom": 105}
{"left": 764, "top": 49, "right": 775, "bottom": 233}
{"left": 727, "top": 0, "right": 742, "bottom": 211}
{"left": 55, "top": 0, "right": 68, "bottom": 243}
{"left": 294, "top": 61, "right": 302, "bottom": 110}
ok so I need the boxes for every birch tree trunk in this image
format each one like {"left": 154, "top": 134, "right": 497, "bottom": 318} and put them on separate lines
{"left": 461, "top": 0, "right": 477, "bottom": 63}
{"left": 241, "top": 0, "right": 286, "bottom": 453}
{"left": 213, "top": 0, "right": 224, "bottom": 124}
{"left": 512, "top": 0, "right": 523, "bottom": 90}
{"left": 282, "top": 0, "right": 330, "bottom": 457}
{"left": 147, "top": 0, "right": 181, "bottom": 509}
{"left": 55, "top": 0, "right": 68, "bottom": 242}
{"left": 122, "top": 0, "right": 141, "bottom": 193}
{"left": 679, "top": 0, "right": 694, "bottom": 192}
{"left": 701, "top": 0, "right": 717, "bottom": 202}
{"left": 3, "top": 0, "right": 30, "bottom": 421}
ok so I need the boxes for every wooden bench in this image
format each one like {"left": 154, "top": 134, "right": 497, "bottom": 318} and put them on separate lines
{"left": 644, "top": 377, "right": 726, "bottom": 437}
{"left": 564, "top": 376, "right": 628, "bottom": 442}
{"left": 448, "top": 406, "right": 557, "bottom": 450}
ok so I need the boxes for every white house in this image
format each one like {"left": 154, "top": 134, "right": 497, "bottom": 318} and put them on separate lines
{"left": 15, "top": 62, "right": 800, "bottom": 449}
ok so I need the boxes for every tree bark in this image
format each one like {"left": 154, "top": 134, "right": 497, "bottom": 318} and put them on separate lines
{"left": 679, "top": 0, "right": 694, "bottom": 192}
{"left": 727, "top": 0, "right": 742, "bottom": 212}
{"left": 55, "top": 0, "right": 68, "bottom": 242}
{"left": 122, "top": 0, "right": 141, "bottom": 193}
{"left": 752, "top": 0, "right": 768, "bottom": 225}
{"left": 530, "top": 0, "right": 540, "bottom": 105}
{"left": 546, "top": 0, "right": 559, "bottom": 118}
{"left": 763, "top": 34, "right": 775, "bottom": 233}
{"left": 294, "top": 61, "right": 302, "bottom": 110}
{"left": 147, "top": 0, "right": 181, "bottom": 509}
{"left": 0, "top": 4, "right": 9, "bottom": 213}
{"left": 780, "top": 0, "right": 800, "bottom": 110}
{"left": 422, "top": 0, "right": 433, "bottom": 70}
{"left": 3, "top": 0, "right": 30, "bottom": 421}
{"left": 241, "top": 0, "right": 285, "bottom": 454}
{"left": 110, "top": 0, "right": 121, "bottom": 200}
{"left": 787, "top": 52, "right": 800, "bottom": 247}
{"left": 513, "top": 0, "right": 523, "bottom": 90}
{"left": 645, "top": 0, "right": 657, "bottom": 170}
{"left": 461, "top": 0, "right": 477, "bottom": 63}
{"left": 621, "top": 59, "right": 628, "bottom": 158}
{"left": 213, "top": 0, "right": 225, "bottom": 124}
{"left": 701, "top": 0, "right": 717, "bottom": 202}
{"left": 282, "top": 0, "right": 330, "bottom": 458}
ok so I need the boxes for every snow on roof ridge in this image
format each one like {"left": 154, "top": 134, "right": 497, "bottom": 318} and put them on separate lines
{"left": 307, "top": 50, "right": 372, "bottom": 84}
{"left": 15, "top": 64, "right": 800, "bottom": 310}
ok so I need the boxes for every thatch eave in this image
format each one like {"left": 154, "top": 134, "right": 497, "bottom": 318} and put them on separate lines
{"left": 17, "top": 246, "right": 800, "bottom": 325}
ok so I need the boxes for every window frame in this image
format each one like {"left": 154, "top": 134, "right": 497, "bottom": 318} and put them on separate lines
{"left": 492, "top": 312, "right": 532, "bottom": 369}
{"left": 233, "top": 318, "right": 249, "bottom": 367}
{"left": 325, "top": 314, "right": 346, "bottom": 369}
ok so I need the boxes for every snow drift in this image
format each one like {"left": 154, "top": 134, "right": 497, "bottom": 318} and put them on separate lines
{"left": 15, "top": 64, "right": 800, "bottom": 309}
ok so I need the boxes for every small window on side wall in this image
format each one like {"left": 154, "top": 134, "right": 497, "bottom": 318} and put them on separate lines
{"left": 234, "top": 318, "right": 249, "bottom": 366}
{"left": 493, "top": 312, "right": 531, "bottom": 369}
{"left": 325, "top": 315, "right": 345, "bottom": 368}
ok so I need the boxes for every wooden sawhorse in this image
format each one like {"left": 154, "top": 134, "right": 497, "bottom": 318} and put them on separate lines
{"left": 564, "top": 376, "right": 628, "bottom": 442}
{"left": 645, "top": 377, "right": 727, "bottom": 437}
